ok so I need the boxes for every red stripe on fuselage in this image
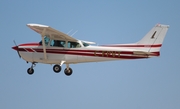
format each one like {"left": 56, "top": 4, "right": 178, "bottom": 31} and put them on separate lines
{"left": 34, "top": 49, "right": 148, "bottom": 59}
{"left": 17, "top": 48, "right": 159, "bottom": 59}
{"left": 25, "top": 48, "right": 34, "bottom": 52}
{"left": 19, "top": 43, "right": 39, "bottom": 46}
{"left": 101, "top": 44, "right": 162, "bottom": 47}
{"left": 18, "top": 43, "right": 162, "bottom": 48}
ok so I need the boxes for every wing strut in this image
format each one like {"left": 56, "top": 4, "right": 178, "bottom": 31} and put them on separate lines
{"left": 41, "top": 28, "right": 47, "bottom": 60}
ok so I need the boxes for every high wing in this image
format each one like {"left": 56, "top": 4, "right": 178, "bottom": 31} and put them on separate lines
{"left": 27, "top": 23, "right": 77, "bottom": 42}
{"left": 27, "top": 23, "right": 77, "bottom": 60}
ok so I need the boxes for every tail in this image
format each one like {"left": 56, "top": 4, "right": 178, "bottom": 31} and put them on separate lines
{"left": 136, "top": 24, "right": 169, "bottom": 53}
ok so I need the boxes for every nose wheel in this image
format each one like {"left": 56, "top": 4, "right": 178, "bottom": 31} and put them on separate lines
{"left": 27, "top": 63, "right": 36, "bottom": 75}
{"left": 27, "top": 68, "right": 34, "bottom": 75}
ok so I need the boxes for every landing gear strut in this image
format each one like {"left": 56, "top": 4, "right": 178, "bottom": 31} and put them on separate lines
{"left": 27, "top": 62, "right": 36, "bottom": 75}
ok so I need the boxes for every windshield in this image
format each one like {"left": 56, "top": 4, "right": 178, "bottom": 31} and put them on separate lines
{"left": 83, "top": 42, "right": 89, "bottom": 47}
{"left": 39, "top": 36, "right": 50, "bottom": 46}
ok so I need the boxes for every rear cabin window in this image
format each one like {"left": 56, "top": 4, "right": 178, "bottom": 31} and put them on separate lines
{"left": 68, "top": 41, "right": 81, "bottom": 48}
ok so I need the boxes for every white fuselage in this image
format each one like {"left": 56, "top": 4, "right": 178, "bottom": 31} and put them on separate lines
{"left": 15, "top": 42, "right": 159, "bottom": 65}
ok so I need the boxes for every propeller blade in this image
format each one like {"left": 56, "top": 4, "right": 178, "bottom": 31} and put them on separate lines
{"left": 13, "top": 40, "right": 21, "bottom": 58}
{"left": 17, "top": 48, "right": 21, "bottom": 58}
{"left": 13, "top": 40, "right": 17, "bottom": 46}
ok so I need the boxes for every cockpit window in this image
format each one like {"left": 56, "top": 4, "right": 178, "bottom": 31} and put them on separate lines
{"left": 44, "top": 37, "right": 50, "bottom": 45}
{"left": 50, "top": 40, "right": 65, "bottom": 47}
{"left": 68, "top": 41, "right": 81, "bottom": 48}
{"left": 39, "top": 36, "right": 50, "bottom": 46}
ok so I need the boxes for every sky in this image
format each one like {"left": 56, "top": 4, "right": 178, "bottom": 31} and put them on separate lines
{"left": 1, "top": 0, "right": 180, "bottom": 109}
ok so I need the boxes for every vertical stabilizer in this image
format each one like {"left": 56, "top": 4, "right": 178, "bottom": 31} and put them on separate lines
{"left": 137, "top": 24, "right": 169, "bottom": 52}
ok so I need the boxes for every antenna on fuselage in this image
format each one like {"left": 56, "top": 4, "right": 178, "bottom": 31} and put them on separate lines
{"left": 67, "top": 29, "right": 73, "bottom": 35}
{"left": 71, "top": 30, "right": 78, "bottom": 37}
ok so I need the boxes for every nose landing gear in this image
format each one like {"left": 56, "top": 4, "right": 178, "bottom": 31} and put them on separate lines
{"left": 27, "top": 62, "right": 36, "bottom": 75}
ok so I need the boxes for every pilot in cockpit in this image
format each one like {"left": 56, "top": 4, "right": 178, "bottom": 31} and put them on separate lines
{"left": 54, "top": 40, "right": 64, "bottom": 47}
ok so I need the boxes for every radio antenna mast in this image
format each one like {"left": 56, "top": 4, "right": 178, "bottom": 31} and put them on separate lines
{"left": 71, "top": 30, "right": 78, "bottom": 37}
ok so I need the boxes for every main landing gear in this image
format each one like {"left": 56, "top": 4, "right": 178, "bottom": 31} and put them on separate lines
{"left": 64, "top": 64, "right": 73, "bottom": 76}
{"left": 27, "top": 63, "right": 73, "bottom": 76}
{"left": 53, "top": 64, "right": 73, "bottom": 76}
{"left": 53, "top": 64, "right": 61, "bottom": 73}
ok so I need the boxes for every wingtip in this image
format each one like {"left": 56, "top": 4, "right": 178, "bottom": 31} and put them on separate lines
{"left": 27, "top": 23, "right": 49, "bottom": 27}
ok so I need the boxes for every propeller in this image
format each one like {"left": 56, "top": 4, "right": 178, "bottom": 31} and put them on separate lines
{"left": 13, "top": 40, "right": 21, "bottom": 58}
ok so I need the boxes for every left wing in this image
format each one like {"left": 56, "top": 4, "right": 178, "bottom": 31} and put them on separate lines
{"left": 27, "top": 23, "right": 77, "bottom": 41}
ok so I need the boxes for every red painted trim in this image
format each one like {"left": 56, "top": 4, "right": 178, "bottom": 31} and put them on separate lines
{"left": 19, "top": 43, "right": 39, "bottom": 46}
{"left": 12, "top": 46, "right": 18, "bottom": 50}
{"left": 15, "top": 48, "right": 160, "bottom": 59}
{"left": 17, "top": 42, "right": 162, "bottom": 48}
{"left": 101, "top": 44, "right": 162, "bottom": 48}
{"left": 25, "top": 48, "right": 34, "bottom": 52}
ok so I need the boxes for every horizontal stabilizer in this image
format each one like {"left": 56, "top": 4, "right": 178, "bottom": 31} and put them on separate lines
{"left": 133, "top": 51, "right": 159, "bottom": 56}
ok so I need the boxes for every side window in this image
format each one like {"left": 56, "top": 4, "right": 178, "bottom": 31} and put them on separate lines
{"left": 50, "top": 40, "right": 65, "bottom": 47}
{"left": 44, "top": 37, "right": 50, "bottom": 45}
{"left": 50, "top": 40, "right": 55, "bottom": 46}
{"left": 68, "top": 41, "right": 81, "bottom": 48}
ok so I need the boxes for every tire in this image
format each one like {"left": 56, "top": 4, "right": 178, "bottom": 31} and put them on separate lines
{"left": 27, "top": 68, "right": 34, "bottom": 75}
{"left": 64, "top": 68, "right": 73, "bottom": 76}
{"left": 53, "top": 65, "right": 61, "bottom": 73}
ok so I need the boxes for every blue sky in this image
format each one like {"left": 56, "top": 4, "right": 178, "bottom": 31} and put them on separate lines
{"left": 1, "top": 0, "right": 180, "bottom": 109}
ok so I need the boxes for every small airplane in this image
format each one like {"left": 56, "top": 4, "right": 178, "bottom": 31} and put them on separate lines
{"left": 12, "top": 23, "right": 169, "bottom": 76}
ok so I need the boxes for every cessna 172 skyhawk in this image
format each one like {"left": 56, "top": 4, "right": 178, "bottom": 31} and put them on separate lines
{"left": 12, "top": 23, "right": 169, "bottom": 76}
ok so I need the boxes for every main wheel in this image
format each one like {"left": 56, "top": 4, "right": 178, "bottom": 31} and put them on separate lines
{"left": 27, "top": 68, "right": 34, "bottom": 75}
{"left": 64, "top": 68, "right": 73, "bottom": 76}
{"left": 53, "top": 65, "right": 61, "bottom": 73}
